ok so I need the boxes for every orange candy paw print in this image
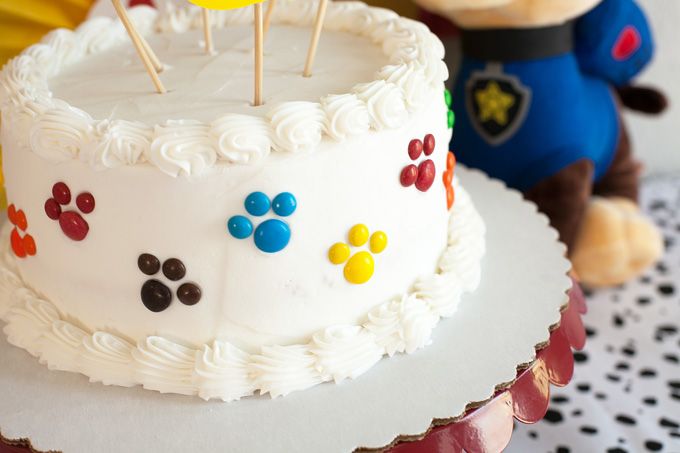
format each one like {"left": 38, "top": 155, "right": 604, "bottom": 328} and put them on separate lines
{"left": 328, "top": 224, "right": 387, "bottom": 285}
{"left": 443, "top": 152, "right": 456, "bottom": 210}
{"left": 7, "top": 204, "right": 36, "bottom": 258}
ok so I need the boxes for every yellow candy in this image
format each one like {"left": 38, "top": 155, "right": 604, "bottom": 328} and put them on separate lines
{"left": 369, "top": 231, "right": 388, "bottom": 254}
{"left": 328, "top": 242, "right": 350, "bottom": 265}
{"left": 348, "top": 224, "right": 369, "bottom": 247}
{"left": 343, "top": 251, "right": 374, "bottom": 285}
{"left": 188, "top": 0, "right": 265, "bottom": 10}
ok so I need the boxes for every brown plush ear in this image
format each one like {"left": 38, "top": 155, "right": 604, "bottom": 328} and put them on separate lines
{"left": 524, "top": 159, "right": 594, "bottom": 252}
{"left": 616, "top": 85, "right": 669, "bottom": 115}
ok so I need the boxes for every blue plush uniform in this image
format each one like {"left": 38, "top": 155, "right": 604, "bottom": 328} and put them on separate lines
{"left": 452, "top": 0, "right": 654, "bottom": 191}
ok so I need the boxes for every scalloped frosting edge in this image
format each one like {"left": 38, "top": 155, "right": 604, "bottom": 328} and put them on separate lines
{"left": 0, "top": 179, "right": 485, "bottom": 402}
{"left": 0, "top": 1, "right": 450, "bottom": 178}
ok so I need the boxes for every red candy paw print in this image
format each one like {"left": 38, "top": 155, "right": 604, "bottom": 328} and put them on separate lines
{"left": 7, "top": 204, "right": 36, "bottom": 258}
{"left": 400, "top": 134, "right": 436, "bottom": 192}
{"left": 44, "top": 182, "right": 95, "bottom": 241}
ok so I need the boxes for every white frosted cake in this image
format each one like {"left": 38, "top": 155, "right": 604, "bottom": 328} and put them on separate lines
{"left": 0, "top": 1, "right": 485, "bottom": 401}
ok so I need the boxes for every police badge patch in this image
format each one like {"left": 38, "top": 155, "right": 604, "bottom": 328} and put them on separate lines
{"left": 465, "top": 63, "right": 532, "bottom": 146}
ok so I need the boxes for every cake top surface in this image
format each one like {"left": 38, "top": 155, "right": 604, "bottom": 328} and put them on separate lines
{"left": 49, "top": 26, "right": 387, "bottom": 124}
{"left": 0, "top": 1, "right": 449, "bottom": 176}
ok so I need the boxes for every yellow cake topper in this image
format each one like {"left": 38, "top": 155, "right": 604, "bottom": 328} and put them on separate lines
{"left": 188, "top": 0, "right": 265, "bottom": 10}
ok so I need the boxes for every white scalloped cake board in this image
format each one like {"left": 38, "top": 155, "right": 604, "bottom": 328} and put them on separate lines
{"left": 0, "top": 167, "right": 571, "bottom": 453}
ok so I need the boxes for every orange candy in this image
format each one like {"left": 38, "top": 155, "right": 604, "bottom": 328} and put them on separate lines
{"left": 447, "top": 152, "right": 456, "bottom": 172}
{"left": 11, "top": 228, "right": 26, "bottom": 258}
{"left": 447, "top": 185, "right": 455, "bottom": 210}
{"left": 443, "top": 151, "right": 457, "bottom": 211}
{"left": 23, "top": 234, "right": 36, "bottom": 256}
{"left": 15, "top": 209, "right": 27, "bottom": 231}
{"left": 8, "top": 203, "right": 36, "bottom": 258}
{"left": 7, "top": 204, "right": 17, "bottom": 225}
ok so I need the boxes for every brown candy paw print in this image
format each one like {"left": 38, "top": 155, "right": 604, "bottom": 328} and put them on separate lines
{"left": 138, "top": 253, "right": 202, "bottom": 313}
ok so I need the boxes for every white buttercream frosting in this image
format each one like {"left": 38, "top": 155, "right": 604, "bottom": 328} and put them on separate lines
{"left": 81, "top": 120, "right": 151, "bottom": 169}
{"left": 149, "top": 120, "right": 217, "bottom": 177}
{"left": 132, "top": 336, "right": 197, "bottom": 395}
{"left": 210, "top": 114, "right": 271, "bottom": 164}
{"left": 194, "top": 341, "right": 255, "bottom": 402}
{"left": 0, "top": 1, "right": 449, "bottom": 177}
{"left": 0, "top": 181, "right": 485, "bottom": 401}
{"left": 29, "top": 102, "right": 93, "bottom": 163}
{"left": 0, "top": 1, "right": 484, "bottom": 403}
{"left": 321, "top": 94, "right": 371, "bottom": 141}
{"left": 267, "top": 102, "right": 326, "bottom": 154}
{"left": 352, "top": 80, "right": 408, "bottom": 130}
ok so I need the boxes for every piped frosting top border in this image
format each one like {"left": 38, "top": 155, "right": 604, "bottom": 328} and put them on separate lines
{"left": 0, "top": 1, "right": 449, "bottom": 178}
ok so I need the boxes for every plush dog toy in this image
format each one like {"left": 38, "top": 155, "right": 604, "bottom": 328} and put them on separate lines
{"left": 415, "top": 0, "right": 667, "bottom": 287}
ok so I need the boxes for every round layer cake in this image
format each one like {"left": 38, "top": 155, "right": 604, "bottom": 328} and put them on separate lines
{"left": 0, "top": 1, "right": 485, "bottom": 400}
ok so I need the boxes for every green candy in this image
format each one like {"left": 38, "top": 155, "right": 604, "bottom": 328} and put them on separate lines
{"left": 444, "top": 89, "right": 452, "bottom": 107}
{"left": 447, "top": 109, "right": 455, "bottom": 129}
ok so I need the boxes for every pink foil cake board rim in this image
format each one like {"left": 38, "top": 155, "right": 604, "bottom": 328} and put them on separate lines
{"left": 0, "top": 167, "right": 571, "bottom": 453}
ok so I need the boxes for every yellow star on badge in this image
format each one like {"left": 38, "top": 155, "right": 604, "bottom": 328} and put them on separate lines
{"left": 475, "top": 81, "right": 515, "bottom": 126}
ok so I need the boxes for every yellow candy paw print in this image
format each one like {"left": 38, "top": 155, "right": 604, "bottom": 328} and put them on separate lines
{"left": 328, "top": 224, "right": 387, "bottom": 285}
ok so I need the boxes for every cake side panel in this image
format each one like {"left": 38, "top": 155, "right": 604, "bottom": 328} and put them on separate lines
{"left": 0, "top": 93, "right": 451, "bottom": 349}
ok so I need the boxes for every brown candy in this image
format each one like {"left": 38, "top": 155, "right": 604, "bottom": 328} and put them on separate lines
{"left": 138, "top": 253, "right": 161, "bottom": 276}
{"left": 162, "top": 258, "right": 186, "bottom": 281}
{"left": 141, "top": 279, "right": 172, "bottom": 313}
{"left": 177, "top": 283, "right": 202, "bottom": 306}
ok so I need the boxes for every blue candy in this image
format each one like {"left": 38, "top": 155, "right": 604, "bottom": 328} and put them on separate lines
{"left": 272, "top": 192, "right": 297, "bottom": 217}
{"left": 227, "top": 215, "right": 253, "bottom": 239}
{"left": 244, "top": 192, "right": 271, "bottom": 217}
{"left": 254, "top": 219, "right": 291, "bottom": 253}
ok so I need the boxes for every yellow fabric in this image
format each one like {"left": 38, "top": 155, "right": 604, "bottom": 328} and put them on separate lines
{"left": 0, "top": 0, "right": 95, "bottom": 209}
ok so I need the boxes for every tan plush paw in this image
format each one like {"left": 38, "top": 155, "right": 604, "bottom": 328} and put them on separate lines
{"left": 571, "top": 197, "right": 663, "bottom": 288}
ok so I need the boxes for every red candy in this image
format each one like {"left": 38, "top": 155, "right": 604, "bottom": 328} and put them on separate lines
{"left": 423, "top": 134, "right": 435, "bottom": 156}
{"left": 401, "top": 133, "right": 438, "bottom": 193}
{"left": 408, "top": 139, "right": 423, "bottom": 160}
{"left": 415, "top": 160, "right": 435, "bottom": 192}
{"left": 52, "top": 182, "right": 71, "bottom": 205}
{"left": 76, "top": 192, "right": 96, "bottom": 214}
{"left": 59, "top": 211, "right": 89, "bottom": 241}
{"left": 45, "top": 199, "right": 62, "bottom": 220}
{"left": 400, "top": 164, "right": 418, "bottom": 187}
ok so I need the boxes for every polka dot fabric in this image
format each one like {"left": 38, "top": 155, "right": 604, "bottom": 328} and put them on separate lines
{"left": 507, "top": 176, "right": 680, "bottom": 453}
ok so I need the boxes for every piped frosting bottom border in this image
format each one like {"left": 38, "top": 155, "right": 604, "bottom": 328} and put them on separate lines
{"left": 0, "top": 181, "right": 485, "bottom": 402}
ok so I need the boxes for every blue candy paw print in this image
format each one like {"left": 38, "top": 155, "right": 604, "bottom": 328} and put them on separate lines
{"left": 228, "top": 192, "right": 297, "bottom": 253}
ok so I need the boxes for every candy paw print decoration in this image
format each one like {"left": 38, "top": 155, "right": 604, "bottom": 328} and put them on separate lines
{"left": 44, "top": 182, "right": 95, "bottom": 241}
{"left": 444, "top": 152, "right": 457, "bottom": 210}
{"left": 138, "top": 253, "right": 202, "bottom": 313}
{"left": 329, "top": 224, "right": 387, "bottom": 285}
{"left": 400, "top": 134, "right": 436, "bottom": 192}
{"left": 228, "top": 191, "right": 297, "bottom": 253}
{"left": 7, "top": 204, "right": 36, "bottom": 258}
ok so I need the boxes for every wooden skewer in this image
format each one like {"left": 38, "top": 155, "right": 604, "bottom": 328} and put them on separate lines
{"left": 263, "top": 0, "right": 277, "bottom": 37}
{"left": 202, "top": 8, "right": 214, "bottom": 54}
{"left": 114, "top": 0, "right": 163, "bottom": 74}
{"left": 254, "top": 3, "right": 264, "bottom": 106}
{"left": 140, "top": 35, "right": 164, "bottom": 74}
{"left": 111, "top": 0, "right": 166, "bottom": 93}
{"left": 303, "top": 0, "right": 328, "bottom": 78}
